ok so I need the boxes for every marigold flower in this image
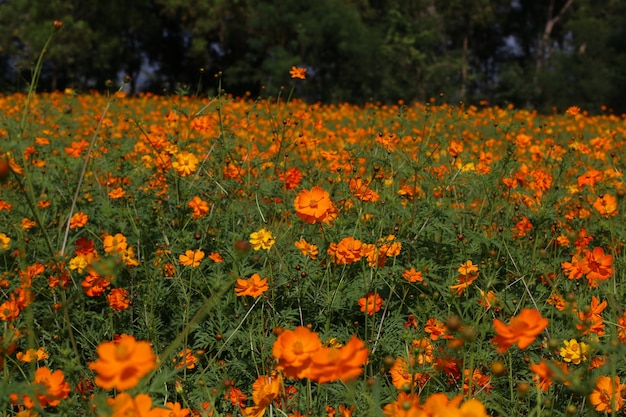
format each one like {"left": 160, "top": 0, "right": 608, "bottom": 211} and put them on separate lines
{"left": 179, "top": 249, "right": 205, "bottom": 267}
{"left": 382, "top": 391, "right": 421, "bottom": 417}
{"left": 294, "top": 186, "right": 334, "bottom": 224}
{"left": 69, "top": 211, "right": 89, "bottom": 229}
{"left": 165, "top": 401, "right": 191, "bottom": 417}
{"left": 89, "top": 334, "right": 157, "bottom": 391}
{"left": 188, "top": 196, "right": 210, "bottom": 219}
{"left": 592, "top": 194, "right": 618, "bottom": 217}
{"left": 107, "top": 392, "right": 163, "bottom": 417}
{"left": 289, "top": 66, "right": 307, "bottom": 80}
{"left": 33, "top": 367, "right": 71, "bottom": 407}
{"left": 566, "top": 106, "right": 581, "bottom": 116}
{"left": 0, "top": 233, "right": 10, "bottom": 251}
{"left": 581, "top": 246, "right": 613, "bottom": 284}
{"left": 249, "top": 228, "right": 275, "bottom": 251}
{"left": 327, "top": 237, "right": 363, "bottom": 265}
{"left": 424, "top": 318, "right": 449, "bottom": 340}
{"left": 21, "top": 218, "right": 36, "bottom": 230}
{"left": 577, "top": 169, "right": 603, "bottom": 187}
{"left": 172, "top": 151, "right": 199, "bottom": 176}
{"left": 104, "top": 233, "right": 129, "bottom": 254}
{"left": 492, "top": 308, "right": 548, "bottom": 352}
{"left": 235, "top": 273, "right": 269, "bottom": 298}
{"left": 512, "top": 216, "right": 532, "bottom": 239}
{"left": 82, "top": 270, "right": 111, "bottom": 297}
{"left": 108, "top": 288, "right": 130, "bottom": 311}
{"left": 173, "top": 348, "right": 198, "bottom": 370}
{"left": 349, "top": 177, "right": 380, "bottom": 202}
{"left": 294, "top": 238, "right": 318, "bottom": 259}
{"left": 307, "top": 335, "right": 369, "bottom": 383}
{"left": 530, "top": 359, "right": 568, "bottom": 392}
{"left": 279, "top": 167, "right": 303, "bottom": 190}
{"left": 16, "top": 347, "right": 49, "bottom": 362}
{"left": 457, "top": 260, "right": 478, "bottom": 275}
{"left": 358, "top": 292, "right": 383, "bottom": 316}
{"left": 108, "top": 187, "right": 126, "bottom": 199}
{"left": 559, "top": 339, "right": 589, "bottom": 364}
{"left": 589, "top": 376, "right": 624, "bottom": 413}
{"left": 273, "top": 326, "right": 322, "bottom": 378}
{"left": 402, "top": 267, "right": 423, "bottom": 283}
{"left": 208, "top": 252, "right": 224, "bottom": 263}
{"left": 226, "top": 386, "right": 247, "bottom": 408}
{"left": 244, "top": 374, "right": 282, "bottom": 417}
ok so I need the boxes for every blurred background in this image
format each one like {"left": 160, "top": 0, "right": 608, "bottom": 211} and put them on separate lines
{"left": 1, "top": 0, "right": 625, "bottom": 113}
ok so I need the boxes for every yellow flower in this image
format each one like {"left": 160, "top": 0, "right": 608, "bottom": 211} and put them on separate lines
{"left": 179, "top": 249, "right": 205, "bottom": 267}
{"left": 249, "top": 228, "right": 275, "bottom": 251}
{"left": 560, "top": 339, "right": 589, "bottom": 364}
{"left": 0, "top": 233, "right": 10, "bottom": 251}
{"left": 172, "top": 151, "right": 199, "bottom": 176}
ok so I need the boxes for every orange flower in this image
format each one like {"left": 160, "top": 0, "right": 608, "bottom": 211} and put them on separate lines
{"left": 512, "top": 216, "right": 532, "bottom": 239}
{"left": 349, "top": 177, "right": 380, "bottom": 202}
{"left": 179, "top": 249, "right": 205, "bottom": 267}
{"left": 235, "top": 273, "right": 269, "bottom": 297}
{"left": 566, "top": 106, "right": 581, "bottom": 116}
{"left": 289, "top": 66, "right": 307, "bottom": 80}
{"left": 107, "top": 392, "right": 165, "bottom": 417}
{"left": 294, "top": 186, "right": 334, "bottom": 224}
{"left": 243, "top": 374, "right": 282, "bottom": 417}
{"left": 69, "top": 211, "right": 89, "bottom": 229}
{"left": 577, "top": 169, "right": 603, "bottom": 187}
{"left": 273, "top": 326, "right": 322, "bottom": 378}
{"left": 458, "top": 260, "right": 478, "bottom": 275}
{"left": 226, "top": 386, "right": 247, "bottom": 408}
{"left": 449, "top": 274, "right": 478, "bottom": 296}
{"left": 561, "top": 253, "right": 584, "bottom": 280}
{"left": 82, "top": 270, "right": 111, "bottom": 297}
{"left": 492, "top": 308, "right": 548, "bottom": 352}
{"left": 382, "top": 391, "right": 421, "bottom": 417}
{"left": 589, "top": 376, "right": 624, "bottom": 413}
{"left": 108, "top": 187, "right": 126, "bottom": 199}
{"left": 108, "top": 288, "right": 130, "bottom": 311}
{"left": 33, "top": 367, "right": 71, "bottom": 407}
{"left": 89, "top": 334, "right": 157, "bottom": 391}
{"left": 294, "top": 238, "right": 318, "bottom": 259}
{"left": 188, "top": 196, "right": 210, "bottom": 219}
{"left": 402, "top": 267, "right": 423, "bottom": 283}
{"left": 424, "top": 318, "right": 449, "bottom": 340}
{"left": 327, "top": 237, "right": 363, "bottom": 265}
{"left": 358, "top": 292, "right": 383, "bottom": 316}
{"left": 581, "top": 246, "right": 613, "bottom": 284}
{"left": 592, "top": 194, "right": 618, "bottom": 217}
{"left": 279, "top": 167, "right": 303, "bottom": 190}
{"left": 307, "top": 335, "right": 368, "bottom": 383}
{"left": 208, "top": 252, "right": 224, "bottom": 263}
{"left": 173, "top": 348, "right": 198, "bottom": 370}
{"left": 16, "top": 347, "right": 48, "bottom": 362}
{"left": 103, "top": 233, "right": 129, "bottom": 253}
{"left": 165, "top": 401, "right": 191, "bottom": 417}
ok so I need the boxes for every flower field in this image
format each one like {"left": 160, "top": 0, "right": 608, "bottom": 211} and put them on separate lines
{"left": 0, "top": 85, "right": 625, "bottom": 416}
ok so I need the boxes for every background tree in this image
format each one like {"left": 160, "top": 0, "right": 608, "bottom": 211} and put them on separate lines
{"left": 0, "top": 0, "right": 625, "bottom": 113}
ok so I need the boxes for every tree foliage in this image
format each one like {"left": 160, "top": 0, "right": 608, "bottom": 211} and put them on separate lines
{"left": 0, "top": 0, "right": 625, "bottom": 112}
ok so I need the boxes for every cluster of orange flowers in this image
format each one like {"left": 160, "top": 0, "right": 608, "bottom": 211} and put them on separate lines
{"left": 327, "top": 235, "right": 401, "bottom": 267}
{"left": 1, "top": 84, "right": 626, "bottom": 417}
{"left": 383, "top": 392, "right": 488, "bottom": 417}
{"left": 272, "top": 326, "right": 368, "bottom": 383}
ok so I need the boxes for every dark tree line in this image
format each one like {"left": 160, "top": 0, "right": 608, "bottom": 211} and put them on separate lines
{"left": 1, "top": 0, "right": 625, "bottom": 113}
